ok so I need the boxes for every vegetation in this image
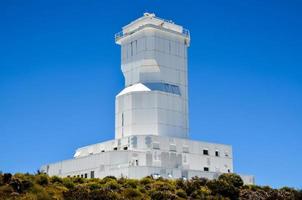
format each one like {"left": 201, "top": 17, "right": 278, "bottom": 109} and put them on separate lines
{"left": 0, "top": 172, "right": 301, "bottom": 200}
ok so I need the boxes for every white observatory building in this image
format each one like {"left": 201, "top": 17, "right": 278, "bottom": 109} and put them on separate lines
{"left": 41, "top": 13, "right": 254, "bottom": 184}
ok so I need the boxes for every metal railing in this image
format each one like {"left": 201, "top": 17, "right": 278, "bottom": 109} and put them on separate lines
{"left": 115, "top": 16, "right": 190, "bottom": 41}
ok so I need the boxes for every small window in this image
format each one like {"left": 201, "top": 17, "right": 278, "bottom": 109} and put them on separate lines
{"left": 228, "top": 169, "right": 230, "bottom": 173}
{"left": 183, "top": 146, "right": 189, "bottom": 153}
{"left": 204, "top": 167, "right": 209, "bottom": 172}
{"left": 169, "top": 145, "right": 176, "bottom": 152}
{"left": 113, "top": 147, "right": 118, "bottom": 151}
{"left": 131, "top": 136, "right": 138, "bottom": 148}
{"left": 225, "top": 152, "right": 229, "bottom": 157}
{"left": 84, "top": 173, "right": 88, "bottom": 178}
{"left": 145, "top": 136, "right": 152, "bottom": 148}
{"left": 90, "top": 171, "right": 95, "bottom": 178}
{"left": 153, "top": 142, "right": 160, "bottom": 149}
{"left": 203, "top": 149, "right": 209, "bottom": 155}
{"left": 80, "top": 174, "right": 83, "bottom": 178}
{"left": 101, "top": 150, "right": 105, "bottom": 152}
{"left": 123, "top": 146, "right": 128, "bottom": 150}
{"left": 215, "top": 150, "right": 219, "bottom": 157}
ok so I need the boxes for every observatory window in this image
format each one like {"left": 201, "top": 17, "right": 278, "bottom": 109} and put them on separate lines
{"left": 169, "top": 145, "right": 177, "bottom": 152}
{"left": 121, "top": 113, "right": 124, "bottom": 127}
{"left": 153, "top": 142, "right": 160, "bottom": 149}
{"left": 183, "top": 146, "right": 189, "bottom": 153}
{"left": 130, "top": 42, "right": 133, "bottom": 56}
{"left": 203, "top": 149, "right": 209, "bottom": 155}
{"left": 215, "top": 150, "right": 219, "bottom": 157}
{"left": 144, "top": 82, "right": 181, "bottom": 95}
{"left": 145, "top": 136, "right": 152, "bottom": 148}
{"left": 131, "top": 136, "right": 137, "bottom": 148}
{"left": 203, "top": 167, "right": 209, "bottom": 172}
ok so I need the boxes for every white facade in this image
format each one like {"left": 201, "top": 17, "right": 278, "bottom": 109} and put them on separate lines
{"left": 42, "top": 135, "right": 236, "bottom": 180}
{"left": 115, "top": 13, "right": 189, "bottom": 139}
{"left": 41, "top": 13, "right": 254, "bottom": 185}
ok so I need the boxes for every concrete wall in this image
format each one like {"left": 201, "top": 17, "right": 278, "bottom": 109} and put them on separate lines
{"left": 43, "top": 135, "right": 234, "bottom": 180}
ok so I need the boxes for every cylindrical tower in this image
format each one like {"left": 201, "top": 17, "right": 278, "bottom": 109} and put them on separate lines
{"left": 115, "top": 13, "right": 190, "bottom": 139}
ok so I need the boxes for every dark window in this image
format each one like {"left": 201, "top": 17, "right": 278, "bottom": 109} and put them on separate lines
{"left": 90, "top": 171, "right": 95, "bottom": 178}
{"left": 131, "top": 136, "right": 137, "bottom": 148}
{"left": 228, "top": 169, "right": 230, "bottom": 173}
{"left": 215, "top": 151, "right": 219, "bottom": 157}
{"left": 122, "top": 113, "right": 124, "bottom": 127}
{"left": 80, "top": 174, "right": 83, "bottom": 178}
{"left": 145, "top": 136, "right": 152, "bottom": 148}
{"left": 123, "top": 146, "right": 128, "bottom": 150}
{"left": 203, "top": 149, "right": 209, "bottom": 155}
{"left": 113, "top": 147, "right": 118, "bottom": 151}
{"left": 101, "top": 150, "right": 105, "bottom": 152}
{"left": 130, "top": 42, "right": 133, "bottom": 56}
{"left": 84, "top": 173, "right": 88, "bottom": 178}
{"left": 204, "top": 167, "right": 209, "bottom": 172}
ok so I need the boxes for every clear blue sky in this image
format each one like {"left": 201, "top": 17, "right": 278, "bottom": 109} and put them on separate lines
{"left": 1, "top": 0, "right": 301, "bottom": 189}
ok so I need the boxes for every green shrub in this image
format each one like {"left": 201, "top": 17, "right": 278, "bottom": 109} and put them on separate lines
{"left": 140, "top": 176, "right": 153, "bottom": 185}
{"left": 149, "top": 190, "right": 177, "bottom": 200}
{"left": 36, "top": 174, "right": 49, "bottom": 186}
{"left": 122, "top": 188, "right": 142, "bottom": 199}
{"left": 86, "top": 182, "right": 102, "bottom": 190}
{"left": 63, "top": 186, "right": 89, "bottom": 200}
{"left": 62, "top": 178, "right": 75, "bottom": 189}
{"left": 89, "top": 189, "right": 121, "bottom": 200}
{"left": 3, "top": 173, "right": 12, "bottom": 184}
{"left": 176, "top": 189, "right": 187, "bottom": 198}
{"left": 104, "top": 180, "right": 120, "bottom": 190}
{"left": 72, "top": 177, "right": 85, "bottom": 184}
{"left": 218, "top": 173, "right": 243, "bottom": 188}
{"left": 123, "top": 179, "right": 139, "bottom": 188}
{"left": 50, "top": 176, "right": 63, "bottom": 184}
{"left": 151, "top": 181, "right": 174, "bottom": 192}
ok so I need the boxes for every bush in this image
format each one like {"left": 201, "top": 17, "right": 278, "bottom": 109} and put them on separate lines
{"left": 176, "top": 189, "right": 187, "bottom": 198}
{"left": 0, "top": 172, "right": 300, "bottom": 200}
{"left": 89, "top": 189, "right": 121, "bottom": 200}
{"left": 36, "top": 174, "right": 49, "bottom": 186}
{"left": 63, "top": 186, "right": 89, "bottom": 200}
{"left": 3, "top": 173, "right": 12, "bottom": 184}
{"left": 140, "top": 176, "right": 153, "bottom": 185}
{"left": 62, "top": 177, "right": 75, "bottom": 189}
{"left": 121, "top": 188, "right": 142, "bottom": 200}
{"left": 218, "top": 173, "right": 244, "bottom": 188}
{"left": 104, "top": 180, "right": 120, "bottom": 190}
{"left": 50, "top": 176, "right": 63, "bottom": 184}
{"left": 123, "top": 179, "right": 139, "bottom": 188}
{"left": 149, "top": 190, "right": 177, "bottom": 200}
{"left": 207, "top": 179, "right": 240, "bottom": 200}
